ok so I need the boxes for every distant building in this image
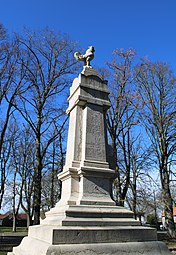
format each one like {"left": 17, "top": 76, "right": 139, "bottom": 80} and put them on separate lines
{"left": 161, "top": 207, "right": 176, "bottom": 229}
{"left": 0, "top": 212, "right": 27, "bottom": 227}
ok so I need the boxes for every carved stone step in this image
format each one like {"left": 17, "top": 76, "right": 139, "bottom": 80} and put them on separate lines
{"left": 64, "top": 205, "right": 135, "bottom": 219}
{"left": 61, "top": 217, "right": 140, "bottom": 226}
{"left": 28, "top": 225, "right": 157, "bottom": 245}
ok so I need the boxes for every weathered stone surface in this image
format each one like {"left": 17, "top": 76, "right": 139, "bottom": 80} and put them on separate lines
{"left": 46, "top": 242, "right": 171, "bottom": 255}
{"left": 9, "top": 240, "right": 171, "bottom": 255}
{"left": 28, "top": 225, "right": 157, "bottom": 245}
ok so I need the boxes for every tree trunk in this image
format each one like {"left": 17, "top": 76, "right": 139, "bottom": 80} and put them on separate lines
{"left": 12, "top": 214, "right": 16, "bottom": 232}
{"left": 27, "top": 214, "right": 33, "bottom": 228}
{"left": 0, "top": 163, "right": 5, "bottom": 209}
{"left": 161, "top": 165, "right": 176, "bottom": 238}
{"left": 33, "top": 135, "right": 42, "bottom": 225}
{"left": 132, "top": 180, "right": 137, "bottom": 219}
{"left": 50, "top": 141, "right": 55, "bottom": 208}
{"left": 12, "top": 171, "right": 17, "bottom": 232}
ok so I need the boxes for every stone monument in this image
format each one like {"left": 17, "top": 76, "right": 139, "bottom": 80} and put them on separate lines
{"left": 9, "top": 47, "right": 171, "bottom": 255}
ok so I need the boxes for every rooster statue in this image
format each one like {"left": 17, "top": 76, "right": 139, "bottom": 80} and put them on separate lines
{"left": 74, "top": 46, "right": 95, "bottom": 67}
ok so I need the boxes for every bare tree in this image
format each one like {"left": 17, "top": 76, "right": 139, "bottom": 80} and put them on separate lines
{"left": 0, "top": 124, "right": 12, "bottom": 209}
{"left": 107, "top": 48, "right": 140, "bottom": 206}
{"left": 0, "top": 24, "right": 12, "bottom": 184}
{"left": 0, "top": 24, "right": 23, "bottom": 154}
{"left": 128, "top": 138, "right": 152, "bottom": 219}
{"left": 41, "top": 128, "right": 66, "bottom": 211}
{"left": 10, "top": 123, "right": 36, "bottom": 228}
{"left": 0, "top": 24, "right": 26, "bottom": 210}
{"left": 135, "top": 60, "right": 176, "bottom": 237}
{"left": 10, "top": 29, "right": 78, "bottom": 224}
{"left": 128, "top": 179, "right": 161, "bottom": 226}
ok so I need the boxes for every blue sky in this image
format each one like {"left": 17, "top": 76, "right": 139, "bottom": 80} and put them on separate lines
{"left": 1, "top": 0, "right": 176, "bottom": 69}
{"left": 1, "top": 0, "right": 173, "bottom": 213}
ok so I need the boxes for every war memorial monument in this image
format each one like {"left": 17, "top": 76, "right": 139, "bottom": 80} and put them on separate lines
{"left": 9, "top": 47, "right": 171, "bottom": 254}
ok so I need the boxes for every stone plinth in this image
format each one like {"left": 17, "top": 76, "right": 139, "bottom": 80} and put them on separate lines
{"left": 9, "top": 67, "right": 171, "bottom": 255}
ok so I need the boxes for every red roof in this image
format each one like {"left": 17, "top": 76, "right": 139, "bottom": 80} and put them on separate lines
{"left": 17, "top": 214, "right": 27, "bottom": 220}
{"left": 0, "top": 213, "right": 9, "bottom": 220}
{"left": 174, "top": 207, "right": 176, "bottom": 216}
{"left": 0, "top": 212, "right": 27, "bottom": 220}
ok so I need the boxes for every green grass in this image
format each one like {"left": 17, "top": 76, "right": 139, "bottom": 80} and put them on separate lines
{"left": 0, "top": 227, "right": 28, "bottom": 233}
{"left": 0, "top": 227, "right": 27, "bottom": 254}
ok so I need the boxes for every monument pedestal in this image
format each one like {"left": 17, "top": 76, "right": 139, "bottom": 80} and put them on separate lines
{"left": 9, "top": 67, "right": 171, "bottom": 255}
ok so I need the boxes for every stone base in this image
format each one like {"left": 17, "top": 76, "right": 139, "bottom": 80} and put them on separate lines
{"left": 8, "top": 204, "right": 172, "bottom": 254}
{"left": 29, "top": 225, "right": 157, "bottom": 244}
{"left": 8, "top": 238, "right": 171, "bottom": 255}
{"left": 41, "top": 204, "right": 140, "bottom": 226}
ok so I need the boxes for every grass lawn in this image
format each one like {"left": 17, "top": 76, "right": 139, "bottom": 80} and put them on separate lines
{"left": 0, "top": 227, "right": 27, "bottom": 255}
{"left": 0, "top": 227, "right": 28, "bottom": 233}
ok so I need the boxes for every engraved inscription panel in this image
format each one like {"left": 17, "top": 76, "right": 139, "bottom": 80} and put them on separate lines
{"left": 85, "top": 104, "right": 106, "bottom": 161}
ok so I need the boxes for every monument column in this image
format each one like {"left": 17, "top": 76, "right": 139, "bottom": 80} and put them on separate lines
{"left": 58, "top": 67, "right": 115, "bottom": 207}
